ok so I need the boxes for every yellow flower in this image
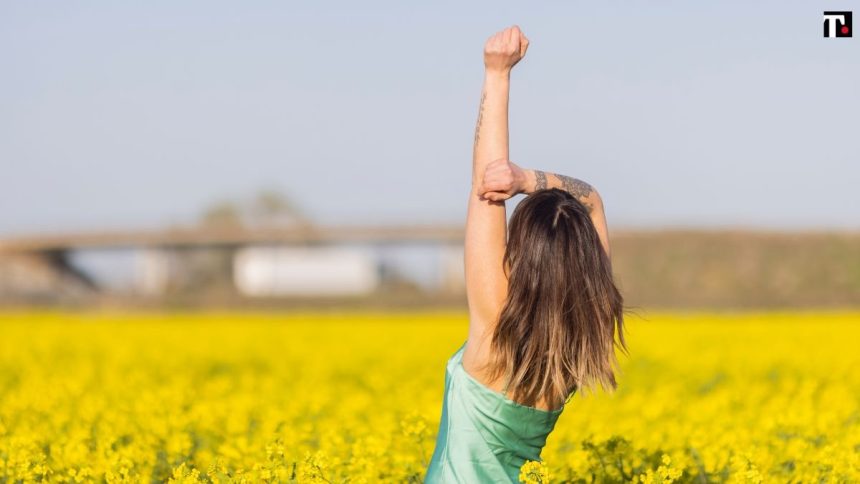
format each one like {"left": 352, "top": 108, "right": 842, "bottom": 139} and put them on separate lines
{"left": 519, "top": 460, "right": 550, "bottom": 484}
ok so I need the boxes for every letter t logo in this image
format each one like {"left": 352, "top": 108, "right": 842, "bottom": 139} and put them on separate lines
{"left": 823, "top": 11, "right": 852, "bottom": 38}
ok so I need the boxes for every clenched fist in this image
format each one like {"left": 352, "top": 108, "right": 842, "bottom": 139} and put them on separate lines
{"left": 484, "top": 25, "right": 529, "bottom": 73}
{"left": 478, "top": 158, "right": 528, "bottom": 202}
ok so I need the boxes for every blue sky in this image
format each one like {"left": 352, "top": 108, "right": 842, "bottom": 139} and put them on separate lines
{"left": 2, "top": 1, "right": 858, "bottom": 236}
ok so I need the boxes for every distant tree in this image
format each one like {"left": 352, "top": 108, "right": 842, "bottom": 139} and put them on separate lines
{"left": 198, "top": 189, "right": 311, "bottom": 228}
{"left": 200, "top": 201, "right": 243, "bottom": 228}
{"left": 251, "top": 189, "right": 310, "bottom": 227}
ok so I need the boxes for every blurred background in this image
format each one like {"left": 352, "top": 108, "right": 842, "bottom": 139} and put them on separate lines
{"left": 1, "top": 1, "right": 857, "bottom": 311}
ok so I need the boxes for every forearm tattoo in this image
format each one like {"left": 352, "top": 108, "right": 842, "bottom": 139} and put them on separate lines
{"left": 558, "top": 174, "right": 593, "bottom": 198}
{"left": 534, "top": 170, "right": 547, "bottom": 190}
{"left": 474, "top": 91, "right": 486, "bottom": 145}
{"left": 557, "top": 174, "right": 595, "bottom": 213}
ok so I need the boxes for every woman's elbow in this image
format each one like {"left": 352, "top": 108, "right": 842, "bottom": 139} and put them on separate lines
{"left": 586, "top": 187, "right": 604, "bottom": 215}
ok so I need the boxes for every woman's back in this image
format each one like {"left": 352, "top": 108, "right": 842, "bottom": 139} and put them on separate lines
{"left": 423, "top": 341, "right": 568, "bottom": 483}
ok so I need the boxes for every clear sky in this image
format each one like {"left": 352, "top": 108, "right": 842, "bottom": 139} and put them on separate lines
{"left": 2, "top": 1, "right": 858, "bottom": 236}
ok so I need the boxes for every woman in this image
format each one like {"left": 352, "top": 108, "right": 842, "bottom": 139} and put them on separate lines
{"left": 424, "top": 26, "right": 628, "bottom": 483}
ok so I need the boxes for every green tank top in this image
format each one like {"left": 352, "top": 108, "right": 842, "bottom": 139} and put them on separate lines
{"left": 424, "top": 341, "right": 568, "bottom": 483}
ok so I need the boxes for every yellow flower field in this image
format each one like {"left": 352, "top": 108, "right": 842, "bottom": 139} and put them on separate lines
{"left": 0, "top": 311, "right": 858, "bottom": 483}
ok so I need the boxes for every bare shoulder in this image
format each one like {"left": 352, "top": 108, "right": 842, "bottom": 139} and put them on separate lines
{"left": 463, "top": 310, "right": 505, "bottom": 378}
{"left": 462, "top": 334, "right": 559, "bottom": 411}
{"left": 462, "top": 315, "right": 489, "bottom": 362}
{"left": 461, "top": 327, "right": 506, "bottom": 392}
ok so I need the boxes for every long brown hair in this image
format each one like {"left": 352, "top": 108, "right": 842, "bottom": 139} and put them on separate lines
{"left": 485, "top": 187, "right": 628, "bottom": 410}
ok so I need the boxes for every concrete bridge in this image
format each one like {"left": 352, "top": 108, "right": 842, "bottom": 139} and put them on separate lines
{"left": 0, "top": 224, "right": 467, "bottom": 301}
{"left": 3, "top": 226, "right": 858, "bottom": 308}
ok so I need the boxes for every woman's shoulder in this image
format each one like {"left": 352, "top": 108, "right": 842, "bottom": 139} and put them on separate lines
{"left": 456, "top": 339, "right": 569, "bottom": 415}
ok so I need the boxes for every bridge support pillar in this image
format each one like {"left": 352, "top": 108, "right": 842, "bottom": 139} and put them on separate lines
{"left": 0, "top": 250, "right": 98, "bottom": 302}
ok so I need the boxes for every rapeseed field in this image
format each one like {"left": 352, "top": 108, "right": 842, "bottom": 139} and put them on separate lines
{"left": 0, "top": 311, "right": 857, "bottom": 483}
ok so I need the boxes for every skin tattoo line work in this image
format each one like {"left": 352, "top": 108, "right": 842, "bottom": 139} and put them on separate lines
{"left": 534, "top": 170, "right": 548, "bottom": 191}
{"left": 558, "top": 174, "right": 594, "bottom": 200}
{"left": 533, "top": 170, "right": 595, "bottom": 214}
{"left": 474, "top": 90, "right": 486, "bottom": 146}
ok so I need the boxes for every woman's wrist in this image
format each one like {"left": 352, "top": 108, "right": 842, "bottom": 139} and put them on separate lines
{"left": 484, "top": 68, "right": 511, "bottom": 83}
{"left": 520, "top": 168, "right": 538, "bottom": 194}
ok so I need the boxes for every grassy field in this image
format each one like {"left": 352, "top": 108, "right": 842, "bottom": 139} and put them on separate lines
{"left": 0, "top": 311, "right": 858, "bottom": 483}
{"left": 609, "top": 230, "right": 860, "bottom": 309}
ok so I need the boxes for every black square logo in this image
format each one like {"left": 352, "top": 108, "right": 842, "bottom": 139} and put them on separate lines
{"left": 823, "top": 11, "right": 852, "bottom": 37}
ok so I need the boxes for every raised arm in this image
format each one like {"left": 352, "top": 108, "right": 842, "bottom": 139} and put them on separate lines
{"left": 464, "top": 26, "right": 529, "bottom": 343}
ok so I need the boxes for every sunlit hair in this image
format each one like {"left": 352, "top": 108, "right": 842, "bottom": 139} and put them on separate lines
{"left": 484, "top": 187, "right": 628, "bottom": 410}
